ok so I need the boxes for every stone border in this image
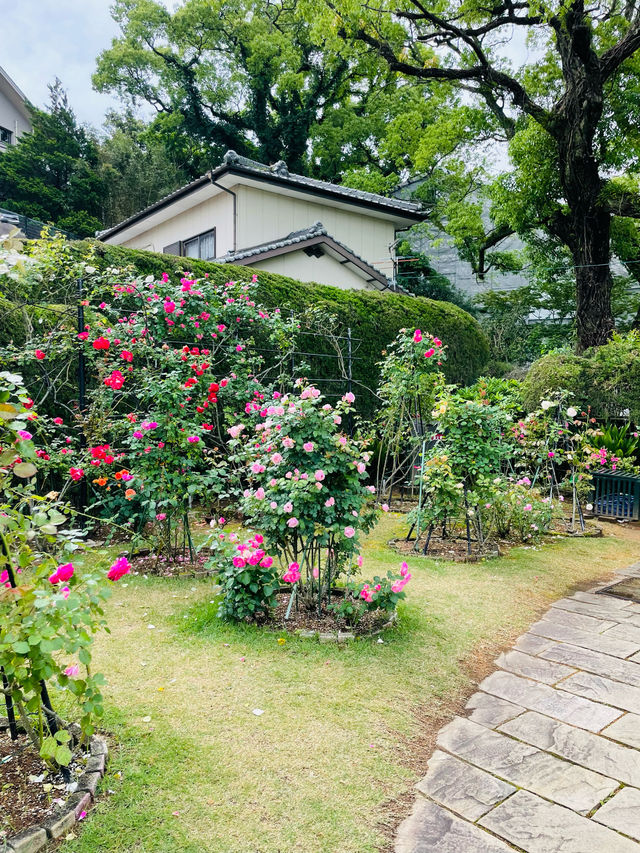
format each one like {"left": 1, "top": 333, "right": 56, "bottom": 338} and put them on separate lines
{"left": 295, "top": 611, "right": 397, "bottom": 643}
{"left": 3, "top": 732, "right": 109, "bottom": 853}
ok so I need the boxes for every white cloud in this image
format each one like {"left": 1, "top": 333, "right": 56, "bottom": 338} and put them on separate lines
{"left": 0, "top": 0, "right": 121, "bottom": 130}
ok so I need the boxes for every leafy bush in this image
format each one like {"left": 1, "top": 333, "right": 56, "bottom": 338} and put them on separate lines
{"left": 0, "top": 372, "right": 122, "bottom": 767}
{"left": 6, "top": 238, "right": 489, "bottom": 417}
{"left": 232, "top": 383, "right": 379, "bottom": 614}
{"left": 522, "top": 333, "right": 640, "bottom": 421}
{"left": 216, "top": 534, "right": 280, "bottom": 622}
{"left": 483, "top": 479, "right": 558, "bottom": 542}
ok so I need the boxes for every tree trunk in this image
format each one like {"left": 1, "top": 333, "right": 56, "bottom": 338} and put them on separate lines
{"left": 553, "top": 4, "right": 615, "bottom": 351}
{"left": 570, "top": 209, "right": 615, "bottom": 350}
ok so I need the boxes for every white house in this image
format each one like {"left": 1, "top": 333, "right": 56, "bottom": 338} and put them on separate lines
{"left": 98, "top": 150, "right": 425, "bottom": 291}
{"left": 0, "top": 66, "right": 32, "bottom": 152}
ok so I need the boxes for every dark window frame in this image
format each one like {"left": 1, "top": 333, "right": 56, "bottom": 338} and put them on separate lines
{"left": 181, "top": 227, "right": 216, "bottom": 260}
{"left": 0, "top": 126, "right": 12, "bottom": 145}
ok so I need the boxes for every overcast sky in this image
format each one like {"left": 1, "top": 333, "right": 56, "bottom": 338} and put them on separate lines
{"left": 1, "top": 1, "right": 536, "bottom": 137}
{"left": 0, "top": 0, "right": 125, "bottom": 132}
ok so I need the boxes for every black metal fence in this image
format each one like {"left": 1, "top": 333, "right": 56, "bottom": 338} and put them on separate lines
{"left": 0, "top": 205, "right": 78, "bottom": 240}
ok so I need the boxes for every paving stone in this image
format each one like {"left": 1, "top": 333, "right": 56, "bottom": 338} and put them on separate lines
{"left": 605, "top": 622, "right": 640, "bottom": 645}
{"left": 529, "top": 618, "right": 640, "bottom": 658}
{"left": 499, "top": 710, "right": 640, "bottom": 786}
{"left": 5, "top": 828, "right": 47, "bottom": 853}
{"left": 415, "top": 750, "right": 515, "bottom": 821}
{"left": 43, "top": 808, "right": 75, "bottom": 840}
{"left": 541, "top": 607, "right": 616, "bottom": 633}
{"left": 436, "top": 716, "right": 616, "bottom": 812}
{"left": 602, "top": 713, "right": 640, "bottom": 749}
{"left": 395, "top": 797, "right": 516, "bottom": 853}
{"left": 89, "top": 734, "right": 108, "bottom": 756}
{"left": 593, "top": 786, "right": 640, "bottom": 841}
{"left": 479, "top": 789, "right": 639, "bottom": 853}
{"left": 551, "top": 597, "right": 634, "bottom": 622}
{"left": 540, "top": 642, "right": 640, "bottom": 687}
{"left": 560, "top": 670, "right": 640, "bottom": 713}
{"left": 496, "top": 649, "right": 576, "bottom": 685}
{"left": 465, "top": 692, "right": 524, "bottom": 728}
{"left": 479, "top": 670, "right": 621, "bottom": 731}
{"left": 513, "top": 633, "right": 555, "bottom": 655}
{"left": 630, "top": 651, "right": 640, "bottom": 663}
{"left": 572, "top": 591, "right": 633, "bottom": 609}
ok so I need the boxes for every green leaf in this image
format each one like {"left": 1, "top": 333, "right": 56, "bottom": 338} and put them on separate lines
{"left": 13, "top": 462, "right": 37, "bottom": 478}
{"left": 12, "top": 641, "right": 30, "bottom": 654}
{"left": 54, "top": 744, "right": 73, "bottom": 766}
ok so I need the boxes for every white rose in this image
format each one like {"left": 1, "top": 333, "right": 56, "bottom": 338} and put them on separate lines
{"left": 541, "top": 400, "right": 554, "bottom": 410}
{"left": 566, "top": 407, "right": 578, "bottom": 418}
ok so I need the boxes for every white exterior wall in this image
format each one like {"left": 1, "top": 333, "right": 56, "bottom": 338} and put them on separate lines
{"left": 235, "top": 185, "right": 395, "bottom": 274}
{"left": 0, "top": 89, "right": 31, "bottom": 151}
{"left": 249, "top": 250, "right": 372, "bottom": 290}
{"left": 117, "top": 191, "right": 234, "bottom": 255}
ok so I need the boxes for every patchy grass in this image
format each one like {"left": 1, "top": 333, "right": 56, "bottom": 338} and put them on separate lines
{"left": 57, "top": 516, "right": 640, "bottom": 853}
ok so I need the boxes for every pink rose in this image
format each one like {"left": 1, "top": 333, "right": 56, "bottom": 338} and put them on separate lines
{"left": 344, "top": 526, "right": 355, "bottom": 538}
{"left": 287, "top": 517, "right": 299, "bottom": 528}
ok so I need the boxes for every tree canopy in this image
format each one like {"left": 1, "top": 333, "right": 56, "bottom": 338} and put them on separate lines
{"left": 92, "top": 0, "right": 448, "bottom": 181}
{"left": 0, "top": 81, "right": 106, "bottom": 238}
{"left": 311, "top": 0, "right": 640, "bottom": 349}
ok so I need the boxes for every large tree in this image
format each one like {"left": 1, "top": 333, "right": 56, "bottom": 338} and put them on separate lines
{"left": 93, "top": 0, "right": 421, "bottom": 180}
{"left": 312, "top": 0, "right": 640, "bottom": 350}
{"left": 0, "top": 81, "right": 106, "bottom": 237}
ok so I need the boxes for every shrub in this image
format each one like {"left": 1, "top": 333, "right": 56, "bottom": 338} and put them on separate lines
{"left": 522, "top": 333, "right": 640, "bottom": 422}
{"left": 230, "top": 382, "right": 379, "bottom": 616}
{"left": 216, "top": 534, "right": 280, "bottom": 622}
{"left": 0, "top": 372, "right": 123, "bottom": 767}
{"left": 5, "top": 238, "right": 489, "bottom": 417}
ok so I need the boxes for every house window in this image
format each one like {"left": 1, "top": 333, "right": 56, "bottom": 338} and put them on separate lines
{"left": 182, "top": 229, "right": 215, "bottom": 260}
{"left": 0, "top": 126, "right": 12, "bottom": 146}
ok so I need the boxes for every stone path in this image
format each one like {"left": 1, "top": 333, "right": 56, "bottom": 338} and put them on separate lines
{"left": 396, "top": 560, "right": 640, "bottom": 852}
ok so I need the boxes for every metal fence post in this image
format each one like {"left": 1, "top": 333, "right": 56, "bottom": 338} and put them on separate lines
{"left": 77, "top": 278, "right": 88, "bottom": 516}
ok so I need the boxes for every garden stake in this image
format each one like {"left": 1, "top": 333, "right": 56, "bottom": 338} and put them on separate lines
{"left": 285, "top": 539, "right": 312, "bottom": 620}
{"left": 1, "top": 668, "right": 18, "bottom": 740}
{"left": 422, "top": 523, "right": 434, "bottom": 555}
{"left": 413, "top": 439, "right": 426, "bottom": 551}
{"left": 463, "top": 485, "right": 472, "bottom": 555}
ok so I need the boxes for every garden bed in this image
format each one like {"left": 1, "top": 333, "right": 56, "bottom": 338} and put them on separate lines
{"left": 0, "top": 724, "right": 109, "bottom": 850}
{"left": 269, "top": 590, "right": 393, "bottom": 636}
{"left": 389, "top": 519, "right": 604, "bottom": 561}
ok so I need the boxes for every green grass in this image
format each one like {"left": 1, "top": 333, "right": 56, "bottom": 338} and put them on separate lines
{"left": 56, "top": 516, "right": 640, "bottom": 853}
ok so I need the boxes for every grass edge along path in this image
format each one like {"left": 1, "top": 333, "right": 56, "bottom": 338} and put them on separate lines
{"left": 55, "top": 516, "right": 640, "bottom": 853}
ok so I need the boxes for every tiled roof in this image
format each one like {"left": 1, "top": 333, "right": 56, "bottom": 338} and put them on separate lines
{"left": 220, "top": 150, "right": 423, "bottom": 215}
{"left": 218, "top": 221, "right": 331, "bottom": 263}
{"left": 97, "top": 151, "right": 423, "bottom": 240}
{"left": 220, "top": 221, "right": 412, "bottom": 296}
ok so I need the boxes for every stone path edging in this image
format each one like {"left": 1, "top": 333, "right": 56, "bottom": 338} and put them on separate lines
{"left": 396, "top": 560, "right": 640, "bottom": 852}
{"left": 5, "top": 733, "right": 109, "bottom": 853}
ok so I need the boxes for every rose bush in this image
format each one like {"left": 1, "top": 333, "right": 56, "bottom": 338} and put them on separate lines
{"left": 226, "top": 383, "right": 379, "bottom": 617}
{"left": 0, "top": 373, "right": 125, "bottom": 768}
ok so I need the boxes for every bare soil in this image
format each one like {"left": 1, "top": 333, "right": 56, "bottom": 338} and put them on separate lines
{"left": 269, "top": 590, "right": 390, "bottom": 635}
{"left": 0, "top": 731, "right": 73, "bottom": 839}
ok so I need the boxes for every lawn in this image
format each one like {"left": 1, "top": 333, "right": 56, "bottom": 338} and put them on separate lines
{"left": 56, "top": 514, "right": 640, "bottom": 853}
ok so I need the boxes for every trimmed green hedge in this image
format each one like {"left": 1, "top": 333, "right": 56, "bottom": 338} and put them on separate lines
{"left": 26, "top": 240, "right": 490, "bottom": 414}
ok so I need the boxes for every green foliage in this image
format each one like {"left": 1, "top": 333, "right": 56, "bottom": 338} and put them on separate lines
{"left": 93, "top": 0, "right": 414, "bottom": 181}
{"left": 0, "top": 372, "right": 111, "bottom": 766}
{"left": 216, "top": 536, "right": 280, "bottom": 622}
{"left": 395, "top": 240, "right": 476, "bottom": 312}
{"left": 590, "top": 423, "right": 639, "bottom": 460}
{"left": 522, "top": 333, "right": 640, "bottom": 422}
{"left": 0, "top": 81, "right": 106, "bottom": 236}
{"left": 483, "top": 480, "right": 558, "bottom": 543}
{"left": 46, "top": 239, "right": 490, "bottom": 415}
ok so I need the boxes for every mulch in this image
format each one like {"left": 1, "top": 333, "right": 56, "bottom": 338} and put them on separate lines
{"left": 0, "top": 731, "right": 76, "bottom": 839}
{"left": 268, "top": 590, "right": 390, "bottom": 635}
